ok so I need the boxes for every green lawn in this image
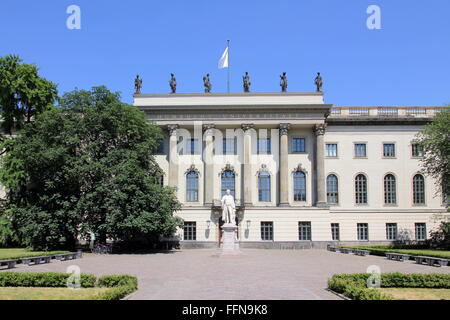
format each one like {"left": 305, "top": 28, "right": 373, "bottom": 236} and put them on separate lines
{"left": 0, "top": 248, "right": 70, "bottom": 260}
{"left": 0, "top": 287, "right": 110, "bottom": 300}
{"left": 342, "top": 246, "right": 450, "bottom": 259}
{"left": 378, "top": 288, "right": 450, "bottom": 300}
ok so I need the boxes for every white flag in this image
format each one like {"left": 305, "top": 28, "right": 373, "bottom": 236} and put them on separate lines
{"left": 218, "top": 46, "right": 229, "bottom": 69}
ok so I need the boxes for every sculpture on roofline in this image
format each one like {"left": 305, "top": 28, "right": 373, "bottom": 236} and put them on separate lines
{"left": 315, "top": 72, "right": 323, "bottom": 92}
{"left": 243, "top": 72, "right": 251, "bottom": 92}
{"left": 280, "top": 72, "right": 288, "bottom": 92}
{"left": 203, "top": 73, "right": 212, "bottom": 93}
{"left": 134, "top": 74, "right": 142, "bottom": 94}
{"left": 169, "top": 73, "right": 177, "bottom": 93}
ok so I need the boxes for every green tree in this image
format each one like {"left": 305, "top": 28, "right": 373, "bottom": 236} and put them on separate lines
{"left": 0, "top": 55, "right": 58, "bottom": 135}
{"left": 429, "top": 222, "right": 450, "bottom": 249}
{"left": 414, "top": 107, "right": 450, "bottom": 207}
{"left": 0, "top": 86, "right": 182, "bottom": 250}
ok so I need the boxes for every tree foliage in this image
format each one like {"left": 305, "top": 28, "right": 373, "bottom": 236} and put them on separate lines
{"left": 0, "top": 55, "right": 58, "bottom": 135}
{"left": 0, "top": 86, "right": 182, "bottom": 250}
{"left": 414, "top": 107, "right": 450, "bottom": 205}
{"left": 429, "top": 222, "right": 450, "bottom": 250}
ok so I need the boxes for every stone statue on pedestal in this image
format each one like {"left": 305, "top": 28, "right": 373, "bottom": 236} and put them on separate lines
{"left": 216, "top": 189, "right": 241, "bottom": 256}
{"left": 134, "top": 75, "right": 142, "bottom": 94}
{"left": 221, "top": 189, "right": 236, "bottom": 225}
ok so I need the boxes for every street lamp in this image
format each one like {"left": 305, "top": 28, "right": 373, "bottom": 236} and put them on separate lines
{"left": 246, "top": 220, "right": 251, "bottom": 229}
{"left": 206, "top": 220, "right": 211, "bottom": 229}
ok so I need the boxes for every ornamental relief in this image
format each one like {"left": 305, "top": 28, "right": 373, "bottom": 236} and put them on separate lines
{"left": 255, "top": 164, "right": 272, "bottom": 176}
{"left": 292, "top": 164, "right": 308, "bottom": 174}
{"left": 218, "top": 163, "right": 238, "bottom": 177}
{"left": 185, "top": 164, "right": 200, "bottom": 176}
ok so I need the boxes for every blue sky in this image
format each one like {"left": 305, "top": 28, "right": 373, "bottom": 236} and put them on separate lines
{"left": 1, "top": 0, "right": 449, "bottom": 106}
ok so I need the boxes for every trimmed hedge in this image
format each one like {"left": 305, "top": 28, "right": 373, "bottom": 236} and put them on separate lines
{"left": 0, "top": 249, "right": 70, "bottom": 261}
{"left": 0, "top": 272, "right": 96, "bottom": 288}
{"left": 0, "top": 272, "right": 137, "bottom": 300}
{"left": 95, "top": 274, "right": 138, "bottom": 300}
{"left": 340, "top": 245, "right": 450, "bottom": 259}
{"left": 328, "top": 273, "right": 450, "bottom": 300}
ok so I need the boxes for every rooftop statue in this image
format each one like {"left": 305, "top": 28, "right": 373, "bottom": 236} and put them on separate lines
{"left": 203, "top": 73, "right": 212, "bottom": 93}
{"left": 280, "top": 72, "right": 288, "bottom": 92}
{"left": 315, "top": 72, "right": 323, "bottom": 92}
{"left": 243, "top": 72, "right": 251, "bottom": 92}
{"left": 169, "top": 73, "right": 177, "bottom": 94}
{"left": 134, "top": 74, "right": 142, "bottom": 94}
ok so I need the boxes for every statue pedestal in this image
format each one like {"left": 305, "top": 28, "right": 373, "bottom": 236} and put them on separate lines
{"left": 217, "top": 223, "right": 242, "bottom": 256}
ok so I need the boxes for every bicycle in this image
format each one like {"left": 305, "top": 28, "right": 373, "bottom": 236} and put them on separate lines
{"left": 91, "top": 243, "right": 113, "bottom": 254}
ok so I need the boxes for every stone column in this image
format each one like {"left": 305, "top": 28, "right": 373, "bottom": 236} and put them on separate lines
{"left": 279, "top": 123, "right": 290, "bottom": 206}
{"left": 314, "top": 124, "right": 327, "bottom": 207}
{"left": 203, "top": 124, "right": 215, "bottom": 206}
{"left": 167, "top": 124, "right": 179, "bottom": 189}
{"left": 242, "top": 124, "right": 254, "bottom": 206}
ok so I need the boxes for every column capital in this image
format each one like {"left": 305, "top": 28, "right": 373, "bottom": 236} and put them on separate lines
{"left": 203, "top": 123, "right": 216, "bottom": 135}
{"left": 241, "top": 123, "right": 254, "bottom": 132}
{"left": 279, "top": 123, "right": 291, "bottom": 135}
{"left": 167, "top": 124, "right": 179, "bottom": 136}
{"left": 313, "top": 123, "right": 327, "bottom": 136}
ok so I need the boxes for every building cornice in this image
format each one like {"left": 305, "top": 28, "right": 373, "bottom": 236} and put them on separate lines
{"left": 327, "top": 117, "right": 433, "bottom": 126}
{"left": 134, "top": 92, "right": 324, "bottom": 98}
{"left": 139, "top": 104, "right": 333, "bottom": 112}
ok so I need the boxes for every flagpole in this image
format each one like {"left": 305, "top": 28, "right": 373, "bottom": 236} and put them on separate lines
{"left": 227, "top": 39, "right": 230, "bottom": 93}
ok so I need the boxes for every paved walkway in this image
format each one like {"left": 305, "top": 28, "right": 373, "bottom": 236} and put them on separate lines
{"left": 6, "top": 249, "right": 450, "bottom": 300}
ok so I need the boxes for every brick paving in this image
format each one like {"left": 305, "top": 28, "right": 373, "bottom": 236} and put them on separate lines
{"left": 5, "top": 249, "right": 449, "bottom": 300}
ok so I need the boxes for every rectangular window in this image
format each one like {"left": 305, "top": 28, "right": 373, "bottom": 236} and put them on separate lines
{"left": 222, "top": 138, "right": 237, "bottom": 155}
{"left": 326, "top": 143, "right": 338, "bottom": 157}
{"left": 386, "top": 223, "right": 398, "bottom": 241}
{"left": 383, "top": 143, "right": 396, "bottom": 158}
{"left": 415, "top": 223, "right": 427, "bottom": 241}
{"left": 292, "top": 138, "right": 306, "bottom": 153}
{"left": 183, "top": 222, "right": 196, "bottom": 241}
{"left": 357, "top": 223, "right": 369, "bottom": 241}
{"left": 298, "top": 222, "right": 312, "bottom": 241}
{"left": 187, "top": 139, "right": 200, "bottom": 155}
{"left": 331, "top": 223, "right": 340, "bottom": 241}
{"left": 257, "top": 138, "right": 271, "bottom": 154}
{"left": 411, "top": 144, "right": 424, "bottom": 157}
{"left": 261, "top": 222, "right": 273, "bottom": 241}
{"left": 354, "top": 143, "right": 367, "bottom": 158}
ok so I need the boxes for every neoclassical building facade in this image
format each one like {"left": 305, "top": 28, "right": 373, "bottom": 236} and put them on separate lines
{"left": 134, "top": 92, "right": 448, "bottom": 248}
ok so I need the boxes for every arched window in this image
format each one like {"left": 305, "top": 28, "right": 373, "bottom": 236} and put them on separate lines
{"left": 258, "top": 172, "right": 271, "bottom": 202}
{"left": 355, "top": 174, "right": 368, "bottom": 204}
{"left": 326, "top": 174, "right": 339, "bottom": 204}
{"left": 413, "top": 174, "right": 425, "bottom": 204}
{"left": 384, "top": 174, "right": 397, "bottom": 204}
{"left": 221, "top": 170, "right": 235, "bottom": 198}
{"left": 186, "top": 171, "right": 199, "bottom": 202}
{"left": 293, "top": 171, "right": 306, "bottom": 202}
